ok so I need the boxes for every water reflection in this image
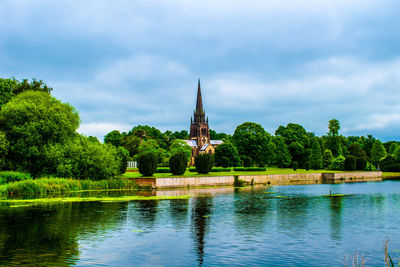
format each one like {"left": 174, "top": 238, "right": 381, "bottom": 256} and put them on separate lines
{"left": 329, "top": 197, "right": 343, "bottom": 241}
{"left": 191, "top": 197, "right": 213, "bottom": 266}
{"left": 169, "top": 199, "right": 189, "bottom": 229}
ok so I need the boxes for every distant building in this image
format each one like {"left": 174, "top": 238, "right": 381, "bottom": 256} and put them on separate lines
{"left": 184, "top": 80, "right": 223, "bottom": 165}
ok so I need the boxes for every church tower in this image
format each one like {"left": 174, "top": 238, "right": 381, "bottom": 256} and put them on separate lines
{"left": 190, "top": 79, "right": 210, "bottom": 147}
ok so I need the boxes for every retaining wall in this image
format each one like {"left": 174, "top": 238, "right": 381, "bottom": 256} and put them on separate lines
{"left": 132, "top": 171, "right": 382, "bottom": 188}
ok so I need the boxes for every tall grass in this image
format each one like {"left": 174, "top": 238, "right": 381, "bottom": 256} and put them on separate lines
{"left": 0, "top": 177, "right": 138, "bottom": 197}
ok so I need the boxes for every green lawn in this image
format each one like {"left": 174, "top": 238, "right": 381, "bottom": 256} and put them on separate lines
{"left": 123, "top": 167, "right": 348, "bottom": 178}
{"left": 382, "top": 172, "right": 400, "bottom": 178}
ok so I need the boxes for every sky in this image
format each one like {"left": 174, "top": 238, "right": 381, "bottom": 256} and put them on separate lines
{"left": 1, "top": 0, "right": 400, "bottom": 141}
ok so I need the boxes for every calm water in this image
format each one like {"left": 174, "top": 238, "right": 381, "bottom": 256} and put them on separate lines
{"left": 1, "top": 181, "right": 400, "bottom": 266}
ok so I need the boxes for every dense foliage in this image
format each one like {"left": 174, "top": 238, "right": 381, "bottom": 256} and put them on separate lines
{"left": 195, "top": 154, "right": 214, "bottom": 174}
{"left": 137, "top": 151, "right": 158, "bottom": 176}
{"left": 214, "top": 142, "right": 241, "bottom": 167}
{"left": 169, "top": 151, "right": 188, "bottom": 175}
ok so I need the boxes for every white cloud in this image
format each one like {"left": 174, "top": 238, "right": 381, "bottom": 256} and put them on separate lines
{"left": 78, "top": 122, "right": 131, "bottom": 140}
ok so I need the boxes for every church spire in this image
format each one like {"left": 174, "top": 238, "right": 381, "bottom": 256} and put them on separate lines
{"left": 196, "top": 79, "right": 204, "bottom": 114}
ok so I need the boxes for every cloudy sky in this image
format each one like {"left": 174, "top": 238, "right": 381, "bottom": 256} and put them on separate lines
{"left": 1, "top": 0, "right": 399, "bottom": 141}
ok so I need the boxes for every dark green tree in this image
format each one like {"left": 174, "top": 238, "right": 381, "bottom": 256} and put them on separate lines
{"left": 371, "top": 140, "right": 387, "bottom": 167}
{"left": 169, "top": 151, "right": 188, "bottom": 175}
{"left": 0, "top": 91, "right": 79, "bottom": 175}
{"left": 195, "top": 154, "right": 214, "bottom": 174}
{"left": 137, "top": 151, "right": 158, "bottom": 176}
{"left": 344, "top": 155, "right": 356, "bottom": 171}
{"left": 233, "top": 122, "right": 273, "bottom": 166}
{"left": 349, "top": 143, "right": 367, "bottom": 158}
{"left": 322, "top": 149, "right": 333, "bottom": 169}
{"left": 311, "top": 138, "right": 322, "bottom": 169}
{"left": 0, "top": 131, "right": 9, "bottom": 169}
{"left": 214, "top": 142, "right": 240, "bottom": 167}
{"left": 117, "top": 146, "right": 130, "bottom": 174}
{"left": 328, "top": 119, "right": 340, "bottom": 136}
{"left": 274, "top": 136, "right": 292, "bottom": 168}
{"left": 104, "top": 130, "right": 123, "bottom": 147}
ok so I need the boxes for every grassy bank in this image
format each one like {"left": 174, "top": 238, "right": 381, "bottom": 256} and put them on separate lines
{"left": 0, "top": 177, "right": 138, "bottom": 197}
{"left": 382, "top": 172, "right": 400, "bottom": 179}
{"left": 123, "top": 167, "right": 349, "bottom": 178}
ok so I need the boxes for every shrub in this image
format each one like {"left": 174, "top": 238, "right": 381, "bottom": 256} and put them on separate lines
{"left": 344, "top": 155, "right": 356, "bottom": 171}
{"left": 0, "top": 171, "right": 32, "bottom": 184}
{"left": 169, "top": 151, "right": 187, "bottom": 175}
{"left": 195, "top": 154, "right": 214, "bottom": 174}
{"left": 292, "top": 162, "right": 298, "bottom": 171}
{"left": 117, "top": 146, "right": 130, "bottom": 174}
{"left": 329, "top": 155, "right": 345, "bottom": 170}
{"left": 240, "top": 155, "right": 253, "bottom": 167}
{"left": 210, "top": 167, "right": 231, "bottom": 172}
{"left": 380, "top": 155, "right": 400, "bottom": 172}
{"left": 233, "top": 167, "right": 266, "bottom": 172}
{"left": 219, "top": 156, "right": 231, "bottom": 168}
{"left": 156, "top": 167, "right": 171, "bottom": 173}
{"left": 189, "top": 167, "right": 197, "bottom": 172}
{"left": 137, "top": 151, "right": 158, "bottom": 176}
{"left": 305, "top": 161, "right": 310, "bottom": 171}
{"left": 356, "top": 157, "right": 367, "bottom": 170}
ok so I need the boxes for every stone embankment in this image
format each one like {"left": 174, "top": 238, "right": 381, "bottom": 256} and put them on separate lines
{"left": 132, "top": 172, "right": 382, "bottom": 189}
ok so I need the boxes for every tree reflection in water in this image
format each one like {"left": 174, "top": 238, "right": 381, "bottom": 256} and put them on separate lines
{"left": 191, "top": 196, "right": 213, "bottom": 266}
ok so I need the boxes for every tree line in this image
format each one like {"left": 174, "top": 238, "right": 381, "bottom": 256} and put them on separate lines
{"left": 105, "top": 120, "right": 399, "bottom": 172}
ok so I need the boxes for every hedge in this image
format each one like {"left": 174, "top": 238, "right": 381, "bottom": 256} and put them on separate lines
{"left": 233, "top": 167, "right": 266, "bottom": 172}
{"left": 0, "top": 171, "right": 32, "bottom": 185}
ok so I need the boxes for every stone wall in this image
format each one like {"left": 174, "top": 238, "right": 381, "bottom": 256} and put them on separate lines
{"left": 132, "top": 172, "right": 382, "bottom": 188}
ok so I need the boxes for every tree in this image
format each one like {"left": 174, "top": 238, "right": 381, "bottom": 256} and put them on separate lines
{"left": 322, "top": 149, "right": 333, "bottom": 169}
{"left": 0, "top": 91, "right": 79, "bottom": 175}
{"left": 169, "top": 139, "right": 192, "bottom": 162}
{"left": 349, "top": 143, "right": 367, "bottom": 158}
{"left": 0, "top": 131, "right": 9, "bottom": 169}
{"left": 137, "top": 151, "right": 158, "bottom": 176}
{"left": 328, "top": 119, "right": 340, "bottom": 136}
{"left": 311, "top": 138, "right": 322, "bottom": 169}
{"left": 44, "top": 135, "right": 123, "bottom": 180}
{"left": 104, "top": 130, "right": 123, "bottom": 147}
{"left": 274, "top": 137, "right": 292, "bottom": 168}
{"left": 329, "top": 155, "right": 345, "bottom": 170}
{"left": 233, "top": 122, "right": 273, "bottom": 166}
{"left": 117, "top": 147, "right": 130, "bottom": 174}
{"left": 195, "top": 154, "right": 214, "bottom": 174}
{"left": 379, "top": 155, "right": 400, "bottom": 172}
{"left": 0, "top": 78, "right": 52, "bottom": 108}
{"left": 169, "top": 151, "right": 187, "bottom": 175}
{"left": 214, "top": 142, "right": 241, "bottom": 167}
{"left": 389, "top": 142, "right": 399, "bottom": 155}
{"left": 371, "top": 140, "right": 387, "bottom": 167}
{"left": 344, "top": 155, "right": 356, "bottom": 171}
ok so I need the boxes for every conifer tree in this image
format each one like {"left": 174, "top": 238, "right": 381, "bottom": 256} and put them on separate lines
{"left": 311, "top": 138, "right": 322, "bottom": 169}
{"left": 274, "top": 136, "right": 291, "bottom": 168}
{"left": 371, "top": 140, "right": 387, "bottom": 167}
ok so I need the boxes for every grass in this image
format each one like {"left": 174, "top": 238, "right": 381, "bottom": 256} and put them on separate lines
{"left": 0, "top": 177, "right": 138, "bottom": 197}
{"left": 123, "top": 167, "right": 351, "bottom": 178}
{"left": 382, "top": 172, "right": 400, "bottom": 178}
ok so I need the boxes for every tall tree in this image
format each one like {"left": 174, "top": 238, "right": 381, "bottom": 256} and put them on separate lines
{"left": 104, "top": 130, "right": 123, "bottom": 147}
{"left": 311, "top": 138, "right": 322, "bottom": 169}
{"left": 371, "top": 140, "right": 387, "bottom": 167}
{"left": 328, "top": 119, "right": 340, "bottom": 136}
{"left": 322, "top": 149, "right": 333, "bottom": 169}
{"left": 274, "top": 136, "right": 292, "bottom": 168}
{"left": 232, "top": 122, "right": 273, "bottom": 166}
{"left": 214, "top": 142, "right": 241, "bottom": 167}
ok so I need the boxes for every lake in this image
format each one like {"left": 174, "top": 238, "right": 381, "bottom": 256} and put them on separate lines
{"left": 1, "top": 181, "right": 400, "bottom": 266}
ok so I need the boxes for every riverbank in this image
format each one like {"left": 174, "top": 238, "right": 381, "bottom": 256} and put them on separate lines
{"left": 130, "top": 171, "right": 383, "bottom": 188}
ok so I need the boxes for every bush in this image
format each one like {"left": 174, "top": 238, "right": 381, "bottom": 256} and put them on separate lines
{"left": 219, "top": 156, "right": 231, "bottom": 168}
{"left": 189, "top": 167, "right": 197, "bottom": 172}
{"left": 379, "top": 155, "right": 400, "bottom": 171}
{"left": 0, "top": 171, "right": 32, "bottom": 184}
{"left": 344, "top": 155, "right": 356, "bottom": 171}
{"left": 233, "top": 167, "right": 266, "bottom": 172}
{"left": 156, "top": 167, "right": 171, "bottom": 173}
{"left": 305, "top": 161, "right": 310, "bottom": 171}
{"left": 210, "top": 167, "right": 231, "bottom": 172}
{"left": 356, "top": 157, "right": 367, "bottom": 170}
{"left": 292, "top": 162, "right": 298, "bottom": 171}
{"left": 137, "top": 151, "right": 158, "bottom": 176}
{"left": 329, "top": 155, "right": 345, "bottom": 170}
{"left": 169, "top": 151, "right": 187, "bottom": 175}
{"left": 117, "top": 147, "right": 130, "bottom": 174}
{"left": 195, "top": 154, "right": 214, "bottom": 174}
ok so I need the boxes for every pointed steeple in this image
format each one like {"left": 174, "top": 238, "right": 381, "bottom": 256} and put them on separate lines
{"left": 196, "top": 79, "right": 204, "bottom": 114}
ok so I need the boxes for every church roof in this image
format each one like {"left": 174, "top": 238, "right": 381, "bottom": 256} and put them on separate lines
{"left": 210, "top": 140, "right": 224, "bottom": 145}
{"left": 184, "top": 140, "right": 197, "bottom": 147}
{"left": 200, "top": 143, "right": 209, "bottom": 151}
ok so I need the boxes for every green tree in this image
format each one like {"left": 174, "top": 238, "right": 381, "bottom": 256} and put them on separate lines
{"left": 0, "top": 131, "right": 9, "bottom": 169}
{"left": 195, "top": 154, "right": 214, "bottom": 174}
{"left": 329, "top": 155, "right": 345, "bottom": 170}
{"left": 349, "top": 143, "right": 367, "bottom": 158}
{"left": 137, "top": 151, "right": 158, "bottom": 176}
{"left": 214, "top": 142, "right": 240, "bottom": 167}
{"left": 0, "top": 78, "right": 52, "bottom": 108}
{"left": 104, "top": 130, "right": 123, "bottom": 147}
{"left": 344, "top": 155, "right": 356, "bottom": 171}
{"left": 311, "top": 138, "right": 322, "bottom": 169}
{"left": 322, "top": 149, "right": 333, "bottom": 169}
{"left": 117, "top": 146, "right": 130, "bottom": 174}
{"left": 371, "top": 140, "right": 387, "bottom": 167}
{"left": 169, "top": 151, "right": 187, "bottom": 175}
{"left": 233, "top": 122, "right": 273, "bottom": 166}
{"left": 328, "top": 119, "right": 340, "bottom": 136}
{"left": 0, "top": 91, "right": 79, "bottom": 175}
{"left": 169, "top": 139, "right": 192, "bottom": 162}
{"left": 274, "top": 136, "right": 292, "bottom": 168}
{"left": 389, "top": 142, "right": 399, "bottom": 155}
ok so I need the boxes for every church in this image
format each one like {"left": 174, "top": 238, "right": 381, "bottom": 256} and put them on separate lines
{"left": 184, "top": 80, "right": 223, "bottom": 165}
